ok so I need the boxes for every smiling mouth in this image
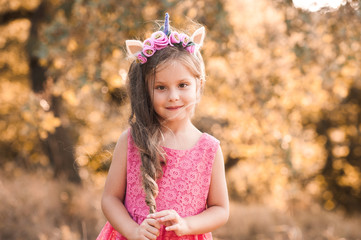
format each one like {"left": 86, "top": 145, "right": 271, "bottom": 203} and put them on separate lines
{"left": 166, "top": 106, "right": 183, "bottom": 110}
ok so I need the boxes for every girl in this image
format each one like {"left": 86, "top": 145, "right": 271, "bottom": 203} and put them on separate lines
{"left": 97, "top": 13, "right": 229, "bottom": 240}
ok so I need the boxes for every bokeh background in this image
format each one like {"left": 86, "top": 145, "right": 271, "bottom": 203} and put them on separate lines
{"left": 1, "top": 0, "right": 361, "bottom": 239}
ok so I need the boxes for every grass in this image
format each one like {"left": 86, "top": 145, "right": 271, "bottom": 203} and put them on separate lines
{"left": 1, "top": 170, "right": 360, "bottom": 240}
{"left": 214, "top": 202, "right": 361, "bottom": 240}
{"left": 0, "top": 169, "right": 103, "bottom": 240}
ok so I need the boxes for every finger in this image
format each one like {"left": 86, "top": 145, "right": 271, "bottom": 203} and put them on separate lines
{"left": 165, "top": 223, "right": 179, "bottom": 232}
{"left": 145, "top": 226, "right": 159, "bottom": 238}
{"left": 147, "top": 225, "right": 160, "bottom": 236}
{"left": 158, "top": 213, "right": 178, "bottom": 223}
{"left": 138, "top": 226, "right": 157, "bottom": 240}
{"left": 147, "top": 210, "right": 170, "bottom": 219}
{"left": 151, "top": 210, "right": 179, "bottom": 221}
{"left": 144, "top": 231, "right": 158, "bottom": 240}
{"left": 161, "top": 221, "right": 172, "bottom": 227}
{"left": 146, "top": 218, "right": 161, "bottom": 229}
{"left": 144, "top": 219, "right": 160, "bottom": 237}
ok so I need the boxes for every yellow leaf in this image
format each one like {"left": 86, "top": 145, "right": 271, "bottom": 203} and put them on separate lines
{"left": 39, "top": 129, "right": 48, "bottom": 139}
{"left": 63, "top": 90, "right": 79, "bottom": 106}
{"left": 22, "top": 111, "right": 33, "bottom": 122}
{"left": 53, "top": 58, "right": 65, "bottom": 69}
{"left": 67, "top": 38, "right": 78, "bottom": 52}
{"left": 41, "top": 112, "right": 61, "bottom": 133}
{"left": 112, "top": 49, "right": 121, "bottom": 58}
{"left": 108, "top": 75, "right": 123, "bottom": 89}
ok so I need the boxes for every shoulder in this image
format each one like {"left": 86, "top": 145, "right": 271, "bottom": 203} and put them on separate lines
{"left": 115, "top": 129, "right": 129, "bottom": 151}
{"left": 202, "top": 132, "right": 220, "bottom": 146}
{"left": 111, "top": 129, "right": 130, "bottom": 165}
{"left": 191, "top": 124, "right": 220, "bottom": 146}
{"left": 198, "top": 132, "right": 221, "bottom": 163}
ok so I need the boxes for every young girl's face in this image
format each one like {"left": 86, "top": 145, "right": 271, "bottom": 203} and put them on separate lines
{"left": 149, "top": 60, "right": 199, "bottom": 124}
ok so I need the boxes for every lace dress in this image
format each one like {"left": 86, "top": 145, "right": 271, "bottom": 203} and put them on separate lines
{"left": 97, "top": 131, "right": 220, "bottom": 240}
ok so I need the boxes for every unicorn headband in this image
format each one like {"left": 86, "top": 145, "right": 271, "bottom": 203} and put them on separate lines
{"left": 126, "top": 13, "right": 206, "bottom": 64}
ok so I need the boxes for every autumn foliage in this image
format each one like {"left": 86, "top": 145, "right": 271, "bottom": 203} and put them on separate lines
{"left": 1, "top": 0, "right": 361, "bottom": 239}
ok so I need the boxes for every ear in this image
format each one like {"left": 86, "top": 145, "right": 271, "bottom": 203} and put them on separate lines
{"left": 126, "top": 40, "right": 143, "bottom": 56}
{"left": 191, "top": 27, "right": 206, "bottom": 47}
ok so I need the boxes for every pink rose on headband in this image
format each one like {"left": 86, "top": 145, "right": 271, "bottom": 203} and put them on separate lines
{"left": 151, "top": 31, "right": 169, "bottom": 50}
{"left": 186, "top": 45, "right": 195, "bottom": 54}
{"left": 142, "top": 46, "right": 155, "bottom": 57}
{"left": 137, "top": 53, "right": 147, "bottom": 64}
{"left": 179, "top": 33, "right": 190, "bottom": 47}
{"left": 169, "top": 32, "right": 181, "bottom": 46}
{"left": 143, "top": 38, "right": 154, "bottom": 48}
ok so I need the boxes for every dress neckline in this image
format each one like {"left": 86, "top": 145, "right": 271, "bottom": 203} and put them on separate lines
{"left": 162, "top": 133, "right": 206, "bottom": 152}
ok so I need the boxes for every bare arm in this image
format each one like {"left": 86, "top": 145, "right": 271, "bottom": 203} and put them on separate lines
{"left": 150, "top": 146, "right": 229, "bottom": 236}
{"left": 101, "top": 131, "right": 160, "bottom": 240}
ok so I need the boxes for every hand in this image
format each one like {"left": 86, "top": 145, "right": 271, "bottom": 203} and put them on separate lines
{"left": 148, "top": 210, "right": 189, "bottom": 236}
{"left": 130, "top": 217, "right": 161, "bottom": 240}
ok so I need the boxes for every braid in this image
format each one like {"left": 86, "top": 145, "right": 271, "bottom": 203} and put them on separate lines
{"left": 140, "top": 154, "right": 159, "bottom": 214}
{"left": 128, "top": 62, "right": 164, "bottom": 214}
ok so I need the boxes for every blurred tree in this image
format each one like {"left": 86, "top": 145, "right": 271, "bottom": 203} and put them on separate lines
{"left": 1, "top": 0, "right": 81, "bottom": 182}
{"left": 315, "top": 85, "right": 361, "bottom": 213}
{"left": 2, "top": 0, "right": 361, "bottom": 214}
{"left": 0, "top": 0, "right": 234, "bottom": 183}
{"left": 196, "top": 0, "right": 361, "bottom": 213}
{"left": 281, "top": 1, "right": 361, "bottom": 213}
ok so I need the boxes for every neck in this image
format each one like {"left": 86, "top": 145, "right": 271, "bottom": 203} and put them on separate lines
{"left": 159, "top": 119, "right": 202, "bottom": 150}
{"left": 160, "top": 119, "right": 195, "bottom": 135}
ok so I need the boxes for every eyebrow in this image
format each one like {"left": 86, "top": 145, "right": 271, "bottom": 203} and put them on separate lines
{"left": 154, "top": 77, "right": 194, "bottom": 83}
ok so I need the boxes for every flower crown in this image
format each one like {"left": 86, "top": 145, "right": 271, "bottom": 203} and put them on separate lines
{"left": 126, "top": 13, "right": 206, "bottom": 64}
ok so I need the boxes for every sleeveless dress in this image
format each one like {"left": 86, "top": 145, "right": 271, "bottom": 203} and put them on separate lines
{"left": 97, "top": 131, "right": 220, "bottom": 240}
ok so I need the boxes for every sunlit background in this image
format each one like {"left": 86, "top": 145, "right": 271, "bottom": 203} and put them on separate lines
{"left": 1, "top": 0, "right": 361, "bottom": 239}
{"left": 292, "top": 0, "right": 359, "bottom": 12}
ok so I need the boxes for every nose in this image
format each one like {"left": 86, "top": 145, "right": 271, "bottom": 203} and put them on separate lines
{"left": 168, "top": 88, "right": 179, "bottom": 101}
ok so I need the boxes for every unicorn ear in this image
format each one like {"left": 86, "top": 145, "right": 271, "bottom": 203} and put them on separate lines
{"left": 126, "top": 40, "right": 143, "bottom": 56}
{"left": 191, "top": 27, "right": 206, "bottom": 47}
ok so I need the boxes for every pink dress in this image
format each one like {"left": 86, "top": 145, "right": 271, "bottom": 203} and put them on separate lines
{"left": 97, "top": 131, "right": 220, "bottom": 240}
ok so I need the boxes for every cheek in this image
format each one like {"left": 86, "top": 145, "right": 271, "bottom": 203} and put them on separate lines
{"left": 152, "top": 92, "right": 166, "bottom": 106}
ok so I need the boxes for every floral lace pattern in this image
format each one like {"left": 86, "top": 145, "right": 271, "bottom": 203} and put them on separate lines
{"left": 97, "top": 131, "right": 220, "bottom": 240}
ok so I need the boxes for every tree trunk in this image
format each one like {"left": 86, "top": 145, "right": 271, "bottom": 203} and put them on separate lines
{"left": 26, "top": 1, "right": 80, "bottom": 183}
{"left": 42, "top": 96, "right": 81, "bottom": 183}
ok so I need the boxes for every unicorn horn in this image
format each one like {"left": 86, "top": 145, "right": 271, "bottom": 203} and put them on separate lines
{"left": 163, "top": 13, "right": 170, "bottom": 35}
